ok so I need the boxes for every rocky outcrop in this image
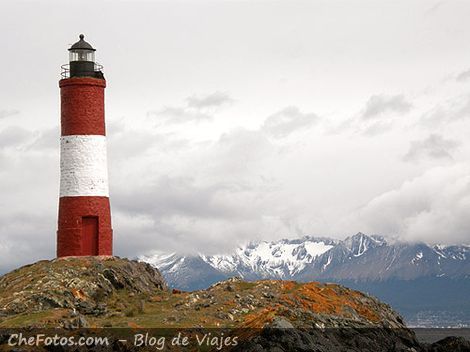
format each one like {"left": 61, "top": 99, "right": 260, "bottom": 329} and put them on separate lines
{"left": 423, "top": 336, "right": 470, "bottom": 352}
{"left": 190, "top": 278, "right": 421, "bottom": 351}
{"left": 0, "top": 256, "right": 166, "bottom": 316}
{"left": 201, "top": 277, "right": 408, "bottom": 329}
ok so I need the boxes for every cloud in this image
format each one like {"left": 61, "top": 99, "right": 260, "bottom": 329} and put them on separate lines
{"left": 0, "top": 93, "right": 467, "bottom": 273}
{"left": 186, "top": 92, "right": 233, "bottom": 109}
{"left": 29, "top": 127, "right": 58, "bottom": 151}
{"left": 148, "top": 92, "right": 234, "bottom": 126}
{"left": 329, "top": 94, "right": 413, "bottom": 136}
{"left": 105, "top": 121, "right": 191, "bottom": 160}
{"left": 421, "top": 95, "right": 470, "bottom": 126}
{"left": 262, "top": 106, "right": 319, "bottom": 138}
{"left": 0, "top": 212, "right": 55, "bottom": 273}
{"left": 0, "top": 110, "right": 19, "bottom": 119}
{"left": 403, "top": 134, "right": 460, "bottom": 162}
{"left": 360, "top": 120, "right": 395, "bottom": 137}
{"left": 456, "top": 68, "right": 470, "bottom": 82}
{"left": 345, "top": 164, "right": 470, "bottom": 244}
{"left": 109, "top": 129, "right": 184, "bottom": 158}
{"left": 115, "top": 176, "right": 256, "bottom": 222}
{"left": 425, "top": 1, "right": 446, "bottom": 15}
{"left": 110, "top": 128, "right": 286, "bottom": 256}
{"left": 360, "top": 94, "right": 412, "bottom": 120}
{"left": 0, "top": 126, "right": 31, "bottom": 149}
{"left": 0, "top": 148, "right": 58, "bottom": 274}
{"left": 149, "top": 107, "right": 212, "bottom": 125}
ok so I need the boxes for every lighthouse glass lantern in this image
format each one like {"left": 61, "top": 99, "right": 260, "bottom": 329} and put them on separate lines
{"left": 68, "top": 34, "right": 97, "bottom": 78}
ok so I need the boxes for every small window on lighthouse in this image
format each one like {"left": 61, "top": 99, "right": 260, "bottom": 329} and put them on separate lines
{"left": 69, "top": 50, "right": 95, "bottom": 63}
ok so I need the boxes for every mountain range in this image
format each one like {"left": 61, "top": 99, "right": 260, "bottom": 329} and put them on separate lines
{"left": 140, "top": 232, "right": 470, "bottom": 327}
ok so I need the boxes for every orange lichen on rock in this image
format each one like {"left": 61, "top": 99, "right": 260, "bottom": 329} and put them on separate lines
{"left": 127, "top": 321, "right": 142, "bottom": 328}
{"left": 281, "top": 281, "right": 296, "bottom": 292}
{"left": 243, "top": 306, "right": 277, "bottom": 328}
{"left": 290, "top": 282, "right": 380, "bottom": 322}
{"left": 70, "top": 288, "right": 86, "bottom": 300}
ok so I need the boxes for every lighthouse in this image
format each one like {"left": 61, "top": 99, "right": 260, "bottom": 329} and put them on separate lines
{"left": 57, "top": 34, "right": 113, "bottom": 257}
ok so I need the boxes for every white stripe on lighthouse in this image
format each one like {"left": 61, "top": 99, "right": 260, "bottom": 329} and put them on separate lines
{"left": 60, "top": 135, "right": 109, "bottom": 197}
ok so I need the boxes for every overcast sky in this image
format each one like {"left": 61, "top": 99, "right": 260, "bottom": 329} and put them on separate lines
{"left": 1, "top": 0, "right": 470, "bottom": 272}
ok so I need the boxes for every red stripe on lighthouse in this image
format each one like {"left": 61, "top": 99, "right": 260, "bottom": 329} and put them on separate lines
{"left": 60, "top": 78, "right": 107, "bottom": 136}
{"left": 57, "top": 197, "right": 113, "bottom": 256}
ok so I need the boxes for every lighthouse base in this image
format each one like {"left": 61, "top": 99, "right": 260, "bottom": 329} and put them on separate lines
{"left": 57, "top": 196, "right": 113, "bottom": 257}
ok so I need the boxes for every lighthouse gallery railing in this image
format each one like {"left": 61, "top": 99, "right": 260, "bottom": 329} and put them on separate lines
{"left": 60, "top": 63, "right": 104, "bottom": 79}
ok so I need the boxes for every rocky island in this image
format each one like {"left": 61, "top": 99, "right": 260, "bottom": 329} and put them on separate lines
{"left": 0, "top": 257, "right": 468, "bottom": 351}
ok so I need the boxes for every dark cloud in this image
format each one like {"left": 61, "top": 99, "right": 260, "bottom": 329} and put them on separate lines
{"left": 403, "top": 134, "right": 459, "bottom": 162}
{"left": 186, "top": 92, "right": 233, "bottom": 109}
{"left": 361, "top": 94, "right": 412, "bottom": 120}
{"left": 0, "top": 110, "right": 19, "bottom": 120}
{"left": 262, "top": 106, "right": 319, "bottom": 138}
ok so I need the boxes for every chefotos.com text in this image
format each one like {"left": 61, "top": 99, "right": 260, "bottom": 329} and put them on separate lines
{"left": 8, "top": 333, "right": 110, "bottom": 347}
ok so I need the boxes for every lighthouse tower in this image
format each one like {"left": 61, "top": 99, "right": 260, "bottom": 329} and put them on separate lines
{"left": 57, "top": 34, "right": 113, "bottom": 257}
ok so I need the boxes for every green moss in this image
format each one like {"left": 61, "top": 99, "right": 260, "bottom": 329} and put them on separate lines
{"left": 0, "top": 310, "right": 58, "bottom": 328}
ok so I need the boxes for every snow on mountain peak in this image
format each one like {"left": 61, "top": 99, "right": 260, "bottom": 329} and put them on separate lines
{"left": 342, "top": 232, "right": 386, "bottom": 257}
{"left": 203, "top": 237, "right": 335, "bottom": 278}
{"left": 139, "top": 233, "right": 470, "bottom": 290}
{"left": 411, "top": 251, "right": 424, "bottom": 264}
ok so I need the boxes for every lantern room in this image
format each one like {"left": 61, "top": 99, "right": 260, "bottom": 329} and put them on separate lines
{"left": 66, "top": 34, "right": 103, "bottom": 79}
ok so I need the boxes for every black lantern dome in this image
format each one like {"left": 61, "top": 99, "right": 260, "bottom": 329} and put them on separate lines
{"left": 66, "top": 34, "right": 103, "bottom": 79}
{"left": 70, "top": 34, "right": 96, "bottom": 51}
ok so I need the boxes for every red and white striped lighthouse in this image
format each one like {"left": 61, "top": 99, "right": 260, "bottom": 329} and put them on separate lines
{"left": 57, "top": 34, "right": 113, "bottom": 257}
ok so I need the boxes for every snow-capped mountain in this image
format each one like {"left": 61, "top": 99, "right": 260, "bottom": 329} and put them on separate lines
{"left": 201, "top": 236, "right": 337, "bottom": 280}
{"left": 140, "top": 232, "right": 470, "bottom": 327}
{"left": 140, "top": 232, "right": 470, "bottom": 290}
